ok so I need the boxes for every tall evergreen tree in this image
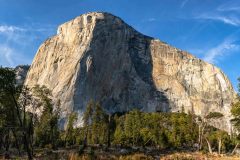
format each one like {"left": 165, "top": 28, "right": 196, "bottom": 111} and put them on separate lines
{"left": 65, "top": 112, "right": 78, "bottom": 146}
{"left": 124, "top": 109, "right": 142, "bottom": 145}
{"left": 91, "top": 103, "right": 108, "bottom": 144}
{"left": 33, "top": 85, "right": 59, "bottom": 149}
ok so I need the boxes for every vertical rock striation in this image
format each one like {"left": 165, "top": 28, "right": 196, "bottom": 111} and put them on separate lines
{"left": 24, "top": 12, "right": 235, "bottom": 131}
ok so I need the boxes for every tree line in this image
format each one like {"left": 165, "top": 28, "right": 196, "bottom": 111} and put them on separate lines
{"left": 1, "top": 67, "right": 240, "bottom": 159}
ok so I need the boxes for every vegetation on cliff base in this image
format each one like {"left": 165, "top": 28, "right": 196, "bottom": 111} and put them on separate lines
{"left": 0, "top": 68, "right": 59, "bottom": 159}
{"left": 230, "top": 77, "right": 240, "bottom": 154}
{"left": 0, "top": 67, "right": 239, "bottom": 159}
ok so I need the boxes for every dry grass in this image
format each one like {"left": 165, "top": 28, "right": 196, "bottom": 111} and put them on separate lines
{"left": 119, "top": 154, "right": 154, "bottom": 160}
{"left": 1, "top": 151, "right": 239, "bottom": 160}
{"left": 68, "top": 152, "right": 240, "bottom": 160}
{"left": 69, "top": 153, "right": 154, "bottom": 160}
{"left": 160, "top": 152, "right": 240, "bottom": 160}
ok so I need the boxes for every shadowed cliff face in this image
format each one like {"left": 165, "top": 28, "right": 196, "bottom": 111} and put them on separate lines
{"left": 73, "top": 16, "right": 170, "bottom": 116}
{"left": 24, "top": 12, "right": 235, "bottom": 131}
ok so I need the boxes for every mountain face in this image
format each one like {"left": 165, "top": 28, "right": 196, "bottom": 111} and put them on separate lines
{"left": 24, "top": 12, "right": 235, "bottom": 131}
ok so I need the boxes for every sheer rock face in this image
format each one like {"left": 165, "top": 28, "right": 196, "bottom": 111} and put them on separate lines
{"left": 24, "top": 12, "right": 235, "bottom": 131}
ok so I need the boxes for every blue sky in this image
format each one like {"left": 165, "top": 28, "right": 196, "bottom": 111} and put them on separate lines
{"left": 0, "top": 0, "right": 239, "bottom": 90}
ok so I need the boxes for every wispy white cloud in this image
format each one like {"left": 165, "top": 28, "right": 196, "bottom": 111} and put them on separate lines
{"left": 0, "top": 24, "right": 55, "bottom": 67}
{"left": 141, "top": 18, "right": 157, "bottom": 23}
{"left": 217, "top": 6, "right": 240, "bottom": 12}
{"left": 195, "top": 14, "right": 240, "bottom": 26}
{"left": 0, "top": 45, "right": 14, "bottom": 66}
{"left": 148, "top": 18, "right": 156, "bottom": 22}
{"left": 191, "top": 1, "right": 240, "bottom": 26}
{"left": 217, "top": 1, "right": 240, "bottom": 12}
{"left": 0, "top": 44, "right": 32, "bottom": 67}
{"left": 203, "top": 37, "right": 240, "bottom": 64}
{"left": 0, "top": 43, "right": 32, "bottom": 66}
{"left": 0, "top": 25, "right": 26, "bottom": 34}
{"left": 180, "top": 0, "right": 189, "bottom": 8}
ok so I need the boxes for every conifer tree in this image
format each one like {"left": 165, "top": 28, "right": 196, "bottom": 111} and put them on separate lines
{"left": 33, "top": 85, "right": 59, "bottom": 149}
{"left": 83, "top": 100, "right": 94, "bottom": 146}
{"left": 65, "top": 112, "right": 77, "bottom": 146}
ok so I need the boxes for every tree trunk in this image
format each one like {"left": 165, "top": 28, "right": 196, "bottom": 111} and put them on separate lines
{"left": 23, "top": 132, "right": 33, "bottom": 160}
{"left": 198, "top": 125, "right": 201, "bottom": 150}
{"left": 0, "top": 136, "right": 3, "bottom": 150}
{"left": 107, "top": 114, "right": 111, "bottom": 147}
{"left": 51, "top": 128, "right": 54, "bottom": 149}
{"left": 199, "top": 122, "right": 206, "bottom": 150}
{"left": 218, "top": 138, "right": 221, "bottom": 155}
{"left": 4, "top": 130, "right": 10, "bottom": 158}
{"left": 231, "top": 143, "right": 239, "bottom": 155}
{"left": 65, "top": 131, "right": 69, "bottom": 147}
{"left": 84, "top": 127, "right": 89, "bottom": 148}
{"left": 144, "top": 136, "right": 153, "bottom": 146}
{"left": 11, "top": 93, "right": 33, "bottom": 160}
{"left": 11, "top": 129, "right": 21, "bottom": 155}
{"left": 205, "top": 137, "right": 213, "bottom": 154}
{"left": 28, "top": 115, "right": 34, "bottom": 156}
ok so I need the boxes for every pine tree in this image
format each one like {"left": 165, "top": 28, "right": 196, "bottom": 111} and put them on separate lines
{"left": 83, "top": 100, "right": 94, "bottom": 146}
{"left": 65, "top": 112, "right": 77, "bottom": 146}
{"left": 113, "top": 115, "right": 126, "bottom": 145}
{"left": 33, "top": 85, "right": 59, "bottom": 149}
{"left": 124, "top": 109, "right": 142, "bottom": 145}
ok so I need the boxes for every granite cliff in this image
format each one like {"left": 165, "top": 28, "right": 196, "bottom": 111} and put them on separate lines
{"left": 24, "top": 12, "right": 235, "bottom": 131}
